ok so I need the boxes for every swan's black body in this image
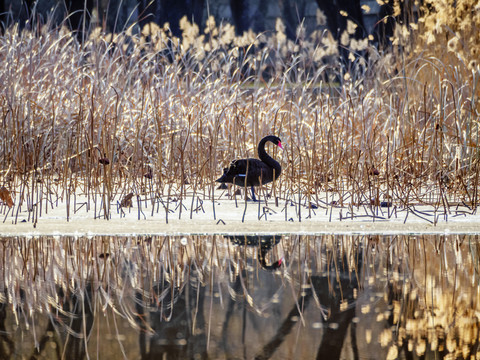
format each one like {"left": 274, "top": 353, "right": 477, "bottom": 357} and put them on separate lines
{"left": 226, "top": 235, "right": 283, "bottom": 270}
{"left": 216, "top": 135, "right": 282, "bottom": 200}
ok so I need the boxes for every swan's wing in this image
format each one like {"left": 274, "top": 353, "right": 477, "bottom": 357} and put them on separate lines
{"left": 229, "top": 159, "right": 265, "bottom": 176}
{"left": 227, "top": 159, "right": 248, "bottom": 176}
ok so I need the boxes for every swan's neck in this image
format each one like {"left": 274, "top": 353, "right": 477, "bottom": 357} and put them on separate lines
{"left": 258, "top": 137, "right": 281, "bottom": 172}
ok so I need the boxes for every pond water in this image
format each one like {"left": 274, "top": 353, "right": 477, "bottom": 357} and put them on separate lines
{"left": 0, "top": 234, "right": 479, "bottom": 359}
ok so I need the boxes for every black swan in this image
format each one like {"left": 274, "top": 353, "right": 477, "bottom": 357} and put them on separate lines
{"left": 216, "top": 135, "right": 282, "bottom": 201}
{"left": 226, "top": 235, "right": 283, "bottom": 270}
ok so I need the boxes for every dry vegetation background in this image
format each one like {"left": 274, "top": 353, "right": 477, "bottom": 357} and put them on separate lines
{"left": 0, "top": 0, "right": 479, "bottom": 220}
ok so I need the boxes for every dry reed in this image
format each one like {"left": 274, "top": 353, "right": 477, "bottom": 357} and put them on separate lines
{"left": 0, "top": 13, "right": 479, "bottom": 223}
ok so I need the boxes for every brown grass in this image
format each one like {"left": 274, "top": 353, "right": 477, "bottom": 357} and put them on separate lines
{"left": 0, "top": 14, "right": 479, "bottom": 223}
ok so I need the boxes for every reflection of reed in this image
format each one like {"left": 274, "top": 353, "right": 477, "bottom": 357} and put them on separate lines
{"left": 0, "top": 235, "right": 479, "bottom": 358}
{"left": 380, "top": 235, "right": 480, "bottom": 359}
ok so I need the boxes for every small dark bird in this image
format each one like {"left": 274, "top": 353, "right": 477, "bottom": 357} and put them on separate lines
{"left": 216, "top": 135, "right": 283, "bottom": 201}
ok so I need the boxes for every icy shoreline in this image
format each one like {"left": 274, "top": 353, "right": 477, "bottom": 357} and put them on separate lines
{"left": 2, "top": 191, "right": 480, "bottom": 236}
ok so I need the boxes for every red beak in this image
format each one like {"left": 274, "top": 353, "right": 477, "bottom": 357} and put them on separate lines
{"left": 278, "top": 141, "right": 283, "bottom": 149}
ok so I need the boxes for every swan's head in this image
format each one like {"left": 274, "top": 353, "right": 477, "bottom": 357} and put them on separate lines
{"left": 271, "top": 136, "right": 283, "bottom": 149}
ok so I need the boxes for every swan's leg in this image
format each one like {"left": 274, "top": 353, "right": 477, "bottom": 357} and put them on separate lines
{"left": 250, "top": 186, "right": 257, "bottom": 202}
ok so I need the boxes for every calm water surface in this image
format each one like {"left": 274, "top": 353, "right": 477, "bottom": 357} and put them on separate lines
{"left": 0, "top": 234, "right": 479, "bottom": 359}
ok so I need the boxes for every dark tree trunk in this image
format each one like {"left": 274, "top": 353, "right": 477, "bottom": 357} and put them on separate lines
{"left": 230, "top": 0, "right": 266, "bottom": 35}
{"left": 12, "top": 0, "right": 36, "bottom": 28}
{"left": 0, "top": 298, "right": 15, "bottom": 358}
{"left": 138, "top": 0, "right": 160, "bottom": 30}
{"left": 65, "top": 0, "right": 94, "bottom": 40}
{"left": 230, "top": 0, "right": 249, "bottom": 35}
{"left": 59, "top": 285, "right": 95, "bottom": 359}
{"left": 139, "top": 276, "right": 207, "bottom": 359}
{"left": 155, "top": 0, "right": 205, "bottom": 37}
{"left": 0, "top": 0, "right": 5, "bottom": 34}
{"left": 106, "top": 0, "right": 138, "bottom": 33}
{"left": 374, "top": 0, "right": 418, "bottom": 49}
{"left": 315, "top": 0, "right": 366, "bottom": 39}
{"left": 374, "top": 0, "right": 395, "bottom": 48}
{"left": 278, "top": 0, "right": 308, "bottom": 40}
{"left": 315, "top": 0, "right": 340, "bottom": 38}
{"left": 315, "top": 0, "right": 366, "bottom": 68}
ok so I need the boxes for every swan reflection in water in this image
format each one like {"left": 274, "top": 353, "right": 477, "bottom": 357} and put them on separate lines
{"left": 225, "top": 234, "right": 283, "bottom": 270}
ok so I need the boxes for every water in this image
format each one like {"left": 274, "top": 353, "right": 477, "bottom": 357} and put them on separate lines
{"left": 1, "top": 234, "right": 479, "bottom": 359}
